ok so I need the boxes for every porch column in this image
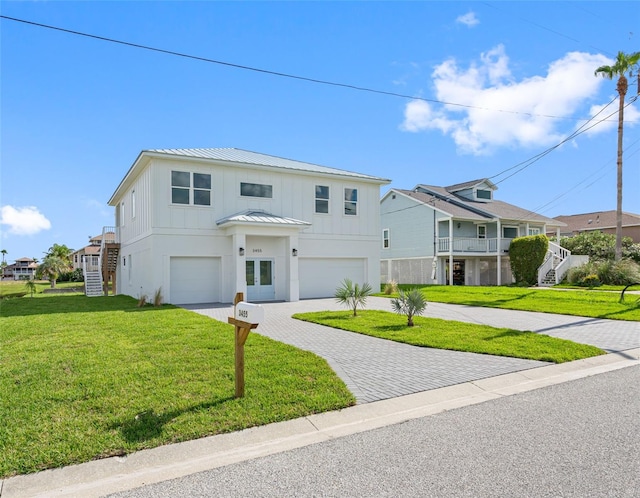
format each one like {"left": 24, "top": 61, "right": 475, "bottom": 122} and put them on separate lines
{"left": 496, "top": 218, "right": 502, "bottom": 286}
{"left": 233, "top": 233, "right": 247, "bottom": 299}
{"left": 448, "top": 218, "right": 454, "bottom": 286}
{"left": 287, "top": 235, "right": 300, "bottom": 302}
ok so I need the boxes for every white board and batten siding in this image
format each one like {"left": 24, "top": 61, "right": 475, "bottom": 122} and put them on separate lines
{"left": 299, "top": 258, "right": 365, "bottom": 299}
{"left": 170, "top": 257, "right": 221, "bottom": 305}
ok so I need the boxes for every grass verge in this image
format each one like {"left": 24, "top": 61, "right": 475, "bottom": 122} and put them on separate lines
{"left": 293, "top": 310, "right": 605, "bottom": 364}
{"left": 387, "top": 285, "right": 640, "bottom": 321}
{"left": 0, "top": 295, "right": 354, "bottom": 478}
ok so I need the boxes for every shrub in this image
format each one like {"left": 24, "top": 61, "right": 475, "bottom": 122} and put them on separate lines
{"left": 567, "top": 259, "right": 640, "bottom": 286}
{"left": 580, "top": 274, "right": 601, "bottom": 288}
{"left": 334, "top": 278, "right": 373, "bottom": 316}
{"left": 390, "top": 288, "right": 427, "bottom": 326}
{"left": 509, "top": 235, "right": 549, "bottom": 286}
{"left": 383, "top": 280, "right": 398, "bottom": 295}
{"left": 153, "top": 287, "right": 163, "bottom": 307}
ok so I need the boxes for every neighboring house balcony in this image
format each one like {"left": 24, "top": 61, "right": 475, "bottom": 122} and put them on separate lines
{"left": 437, "top": 237, "right": 513, "bottom": 255}
{"left": 81, "top": 227, "right": 120, "bottom": 297}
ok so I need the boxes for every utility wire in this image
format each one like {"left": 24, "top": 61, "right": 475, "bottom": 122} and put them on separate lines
{"left": 0, "top": 14, "right": 611, "bottom": 122}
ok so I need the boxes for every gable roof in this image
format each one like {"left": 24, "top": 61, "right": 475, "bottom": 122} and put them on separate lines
{"left": 392, "top": 182, "right": 564, "bottom": 227}
{"left": 445, "top": 178, "right": 497, "bottom": 192}
{"left": 554, "top": 210, "right": 640, "bottom": 232}
{"left": 110, "top": 148, "right": 390, "bottom": 206}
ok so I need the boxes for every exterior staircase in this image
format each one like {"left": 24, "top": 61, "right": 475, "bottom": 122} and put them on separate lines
{"left": 82, "top": 226, "right": 120, "bottom": 297}
{"left": 538, "top": 242, "right": 571, "bottom": 287}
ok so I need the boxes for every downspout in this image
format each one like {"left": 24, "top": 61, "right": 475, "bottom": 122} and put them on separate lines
{"left": 496, "top": 218, "right": 502, "bottom": 286}
{"left": 449, "top": 217, "right": 454, "bottom": 286}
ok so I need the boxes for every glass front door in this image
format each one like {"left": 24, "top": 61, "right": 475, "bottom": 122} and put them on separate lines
{"left": 246, "top": 259, "right": 275, "bottom": 301}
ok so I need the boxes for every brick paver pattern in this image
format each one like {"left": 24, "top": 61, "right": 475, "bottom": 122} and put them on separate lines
{"left": 183, "top": 297, "right": 640, "bottom": 404}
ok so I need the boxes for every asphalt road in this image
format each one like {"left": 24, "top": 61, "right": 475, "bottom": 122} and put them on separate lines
{"left": 107, "top": 364, "right": 640, "bottom": 498}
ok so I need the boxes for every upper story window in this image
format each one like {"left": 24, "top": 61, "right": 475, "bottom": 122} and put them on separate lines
{"left": 120, "top": 201, "right": 125, "bottom": 226}
{"left": 476, "top": 189, "right": 492, "bottom": 200}
{"left": 241, "top": 182, "right": 273, "bottom": 198}
{"left": 171, "top": 171, "right": 211, "bottom": 206}
{"left": 344, "top": 188, "right": 358, "bottom": 216}
{"left": 503, "top": 226, "right": 518, "bottom": 239}
{"left": 477, "top": 225, "right": 487, "bottom": 239}
{"left": 528, "top": 227, "right": 541, "bottom": 236}
{"left": 131, "top": 189, "right": 136, "bottom": 219}
{"left": 315, "top": 185, "right": 329, "bottom": 214}
{"left": 382, "top": 228, "right": 390, "bottom": 249}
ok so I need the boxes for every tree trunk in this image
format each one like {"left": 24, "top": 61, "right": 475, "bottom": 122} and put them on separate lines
{"left": 615, "top": 75, "right": 627, "bottom": 262}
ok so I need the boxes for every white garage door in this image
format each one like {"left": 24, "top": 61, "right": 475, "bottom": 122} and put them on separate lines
{"left": 299, "top": 258, "right": 365, "bottom": 299}
{"left": 170, "top": 257, "right": 221, "bottom": 304}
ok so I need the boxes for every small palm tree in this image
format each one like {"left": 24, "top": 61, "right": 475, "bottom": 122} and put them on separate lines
{"left": 1, "top": 248, "right": 7, "bottom": 264}
{"left": 334, "top": 278, "right": 373, "bottom": 317}
{"left": 24, "top": 279, "right": 37, "bottom": 298}
{"left": 594, "top": 51, "right": 640, "bottom": 261}
{"left": 391, "top": 288, "right": 427, "bottom": 327}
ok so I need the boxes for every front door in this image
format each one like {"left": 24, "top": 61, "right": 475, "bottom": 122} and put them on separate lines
{"left": 246, "top": 259, "right": 275, "bottom": 301}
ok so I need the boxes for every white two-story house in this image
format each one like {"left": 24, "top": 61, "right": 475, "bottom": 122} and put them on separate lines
{"left": 380, "top": 179, "right": 569, "bottom": 287}
{"left": 106, "top": 148, "right": 390, "bottom": 304}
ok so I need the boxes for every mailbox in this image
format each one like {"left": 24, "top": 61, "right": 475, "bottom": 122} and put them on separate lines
{"left": 234, "top": 302, "right": 264, "bottom": 324}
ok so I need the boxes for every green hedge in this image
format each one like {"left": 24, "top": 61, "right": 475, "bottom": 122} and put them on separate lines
{"left": 509, "top": 235, "right": 549, "bottom": 286}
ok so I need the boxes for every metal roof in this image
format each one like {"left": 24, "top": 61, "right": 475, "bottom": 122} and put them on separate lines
{"left": 216, "top": 210, "right": 311, "bottom": 227}
{"left": 147, "top": 148, "right": 390, "bottom": 182}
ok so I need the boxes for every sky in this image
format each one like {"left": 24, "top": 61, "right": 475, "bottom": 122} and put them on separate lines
{"left": 1, "top": 1, "right": 639, "bottom": 262}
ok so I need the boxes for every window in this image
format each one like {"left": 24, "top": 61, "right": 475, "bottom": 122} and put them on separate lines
{"left": 131, "top": 189, "right": 136, "bottom": 219}
{"left": 171, "top": 171, "right": 211, "bottom": 206}
{"left": 315, "top": 185, "right": 329, "bottom": 213}
{"left": 344, "top": 188, "right": 358, "bottom": 215}
{"left": 120, "top": 202, "right": 125, "bottom": 226}
{"left": 503, "top": 226, "right": 518, "bottom": 239}
{"left": 241, "top": 182, "right": 272, "bottom": 198}
{"left": 477, "top": 225, "right": 487, "bottom": 239}
{"left": 382, "top": 229, "right": 390, "bottom": 248}
{"left": 476, "top": 189, "right": 492, "bottom": 200}
{"left": 528, "top": 227, "right": 541, "bottom": 236}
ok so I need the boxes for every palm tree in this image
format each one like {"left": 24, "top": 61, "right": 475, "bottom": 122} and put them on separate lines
{"left": 1, "top": 249, "right": 6, "bottom": 264}
{"left": 37, "top": 256, "right": 68, "bottom": 288}
{"left": 391, "top": 289, "right": 427, "bottom": 327}
{"left": 334, "top": 278, "right": 373, "bottom": 317}
{"left": 594, "top": 51, "right": 640, "bottom": 261}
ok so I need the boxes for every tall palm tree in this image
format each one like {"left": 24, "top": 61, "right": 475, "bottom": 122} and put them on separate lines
{"left": 1, "top": 249, "right": 7, "bottom": 264}
{"left": 594, "top": 51, "right": 640, "bottom": 261}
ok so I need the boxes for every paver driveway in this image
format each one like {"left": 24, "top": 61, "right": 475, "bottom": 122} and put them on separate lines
{"left": 183, "top": 297, "right": 639, "bottom": 403}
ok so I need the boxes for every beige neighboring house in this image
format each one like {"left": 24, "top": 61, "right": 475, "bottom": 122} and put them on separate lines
{"left": 4, "top": 257, "right": 38, "bottom": 280}
{"left": 552, "top": 211, "right": 640, "bottom": 243}
{"left": 72, "top": 233, "right": 115, "bottom": 271}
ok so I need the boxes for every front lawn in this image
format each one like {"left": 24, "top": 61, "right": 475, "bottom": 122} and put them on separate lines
{"left": 293, "top": 310, "right": 605, "bottom": 364}
{"left": 0, "top": 295, "right": 354, "bottom": 478}
{"left": 392, "top": 285, "right": 640, "bottom": 321}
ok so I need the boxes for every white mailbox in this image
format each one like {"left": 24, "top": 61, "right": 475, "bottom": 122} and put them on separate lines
{"left": 235, "top": 302, "right": 264, "bottom": 324}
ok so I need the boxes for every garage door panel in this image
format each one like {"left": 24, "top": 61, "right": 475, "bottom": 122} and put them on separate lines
{"left": 299, "top": 258, "right": 365, "bottom": 299}
{"left": 170, "top": 257, "right": 220, "bottom": 304}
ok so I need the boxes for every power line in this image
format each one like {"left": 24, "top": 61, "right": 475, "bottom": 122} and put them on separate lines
{"left": 0, "top": 14, "right": 610, "bottom": 122}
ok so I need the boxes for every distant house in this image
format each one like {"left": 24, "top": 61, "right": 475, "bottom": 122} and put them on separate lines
{"left": 72, "top": 232, "right": 116, "bottom": 271}
{"left": 4, "top": 257, "right": 38, "bottom": 280}
{"left": 104, "top": 148, "right": 390, "bottom": 304}
{"left": 552, "top": 211, "right": 640, "bottom": 243}
{"left": 381, "top": 179, "right": 571, "bottom": 287}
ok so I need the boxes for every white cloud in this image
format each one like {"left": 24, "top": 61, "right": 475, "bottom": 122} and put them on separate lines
{"left": 0, "top": 205, "right": 51, "bottom": 236}
{"left": 456, "top": 12, "right": 479, "bottom": 27}
{"left": 401, "top": 46, "right": 612, "bottom": 155}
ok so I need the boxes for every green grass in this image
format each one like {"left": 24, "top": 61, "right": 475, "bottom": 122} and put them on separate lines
{"left": 387, "top": 285, "right": 640, "bottom": 321}
{"left": 293, "top": 310, "right": 605, "bottom": 364}
{"left": 0, "top": 280, "right": 85, "bottom": 298}
{"left": 0, "top": 295, "right": 354, "bottom": 478}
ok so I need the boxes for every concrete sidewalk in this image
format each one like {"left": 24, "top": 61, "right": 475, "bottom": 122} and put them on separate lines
{"left": 3, "top": 350, "right": 638, "bottom": 498}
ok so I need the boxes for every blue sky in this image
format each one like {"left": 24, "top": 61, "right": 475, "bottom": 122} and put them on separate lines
{"left": 1, "top": 1, "right": 639, "bottom": 262}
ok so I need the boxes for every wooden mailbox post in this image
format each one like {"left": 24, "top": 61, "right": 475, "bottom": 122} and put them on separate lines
{"left": 227, "top": 292, "right": 263, "bottom": 398}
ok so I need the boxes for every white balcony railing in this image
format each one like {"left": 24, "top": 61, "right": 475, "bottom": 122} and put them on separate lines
{"left": 437, "top": 237, "right": 513, "bottom": 254}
